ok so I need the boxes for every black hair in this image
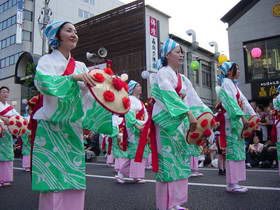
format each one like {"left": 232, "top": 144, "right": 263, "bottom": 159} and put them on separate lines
{"left": 229, "top": 63, "right": 238, "bottom": 77}
{"left": 162, "top": 46, "right": 183, "bottom": 67}
{"left": 0, "top": 86, "right": 9, "bottom": 92}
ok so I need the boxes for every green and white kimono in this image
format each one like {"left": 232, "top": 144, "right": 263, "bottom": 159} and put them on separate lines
{"left": 0, "top": 102, "right": 19, "bottom": 162}
{"left": 273, "top": 95, "right": 280, "bottom": 165}
{"left": 125, "top": 95, "right": 149, "bottom": 160}
{"left": 112, "top": 115, "right": 128, "bottom": 159}
{"left": 21, "top": 130, "right": 31, "bottom": 156}
{"left": 218, "top": 78, "right": 256, "bottom": 161}
{"left": 32, "top": 50, "right": 112, "bottom": 192}
{"left": 150, "top": 66, "right": 211, "bottom": 182}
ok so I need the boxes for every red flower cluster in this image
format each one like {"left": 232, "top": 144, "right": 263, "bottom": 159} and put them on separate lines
{"left": 16, "top": 122, "right": 22, "bottom": 128}
{"left": 103, "top": 90, "right": 115, "bottom": 102}
{"left": 122, "top": 97, "right": 130, "bottom": 109}
{"left": 104, "top": 68, "right": 114, "bottom": 76}
{"left": 92, "top": 73, "right": 105, "bottom": 83}
{"left": 203, "top": 128, "right": 212, "bottom": 137}
{"left": 112, "top": 78, "right": 124, "bottom": 91}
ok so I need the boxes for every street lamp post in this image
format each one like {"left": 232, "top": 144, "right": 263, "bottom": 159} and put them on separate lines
{"left": 186, "top": 29, "right": 199, "bottom": 86}
{"left": 38, "top": 0, "right": 52, "bottom": 55}
{"left": 208, "top": 41, "right": 220, "bottom": 106}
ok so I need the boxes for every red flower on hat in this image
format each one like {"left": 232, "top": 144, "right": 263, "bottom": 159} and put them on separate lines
{"left": 211, "top": 118, "right": 216, "bottom": 127}
{"left": 21, "top": 129, "right": 26, "bottom": 134}
{"left": 123, "top": 83, "right": 128, "bottom": 92}
{"left": 9, "top": 120, "right": 15, "bottom": 125}
{"left": 13, "top": 129, "right": 19, "bottom": 135}
{"left": 200, "top": 119, "right": 208, "bottom": 128}
{"left": 190, "top": 132, "right": 199, "bottom": 139}
{"left": 112, "top": 78, "right": 124, "bottom": 91}
{"left": 92, "top": 73, "right": 105, "bottom": 83}
{"left": 104, "top": 68, "right": 114, "bottom": 76}
{"left": 16, "top": 116, "right": 20, "bottom": 120}
{"left": 103, "top": 90, "right": 115, "bottom": 102}
{"left": 249, "top": 121, "right": 255, "bottom": 128}
{"left": 16, "top": 122, "right": 22, "bottom": 128}
{"left": 23, "top": 120, "right": 27, "bottom": 126}
{"left": 203, "top": 129, "right": 212, "bottom": 137}
{"left": 122, "top": 97, "right": 130, "bottom": 109}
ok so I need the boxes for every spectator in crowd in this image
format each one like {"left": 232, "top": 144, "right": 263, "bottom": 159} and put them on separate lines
{"left": 85, "top": 132, "right": 100, "bottom": 162}
{"left": 260, "top": 140, "right": 278, "bottom": 168}
{"left": 256, "top": 105, "right": 270, "bottom": 143}
{"left": 246, "top": 135, "right": 264, "bottom": 168}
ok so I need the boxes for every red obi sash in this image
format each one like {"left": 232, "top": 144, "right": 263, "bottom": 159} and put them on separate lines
{"left": 215, "top": 104, "right": 226, "bottom": 150}
{"left": 235, "top": 86, "right": 243, "bottom": 109}
{"left": 107, "top": 137, "right": 113, "bottom": 155}
{"left": 0, "top": 105, "right": 13, "bottom": 117}
{"left": 119, "top": 118, "right": 128, "bottom": 151}
{"left": 175, "top": 73, "right": 183, "bottom": 98}
{"left": 136, "top": 102, "right": 145, "bottom": 121}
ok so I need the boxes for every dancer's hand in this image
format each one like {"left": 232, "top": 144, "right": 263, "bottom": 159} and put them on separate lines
{"left": 72, "top": 73, "right": 96, "bottom": 87}
{"left": 187, "top": 111, "right": 197, "bottom": 132}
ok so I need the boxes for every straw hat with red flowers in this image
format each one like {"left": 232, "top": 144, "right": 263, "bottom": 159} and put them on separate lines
{"left": 88, "top": 68, "right": 130, "bottom": 115}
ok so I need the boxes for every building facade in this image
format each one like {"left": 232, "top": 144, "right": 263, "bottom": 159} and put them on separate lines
{"left": 221, "top": 0, "right": 280, "bottom": 105}
{"left": 0, "top": 0, "right": 123, "bottom": 112}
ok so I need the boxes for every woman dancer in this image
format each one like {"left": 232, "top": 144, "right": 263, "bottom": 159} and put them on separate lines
{"left": 0, "top": 86, "right": 19, "bottom": 187}
{"left": 217, "top": 62, "right": 256, "bottom": 192}
{"left": 32, "top": 21, "right": 112, "bottom": 210}
{"left": 150, "top": 38, "right": 210, "bottom": 210}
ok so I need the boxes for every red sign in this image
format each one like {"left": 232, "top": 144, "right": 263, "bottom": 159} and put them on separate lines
{"left": 150, "top": 17, "right": 157, "bottom": 37}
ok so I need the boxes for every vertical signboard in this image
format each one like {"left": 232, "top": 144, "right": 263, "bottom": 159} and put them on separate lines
{"left": 16, "top": 0, "right": 24, "bottom": 44}
{"left": 148, "top": 16, "right": 158, "bottom": 71}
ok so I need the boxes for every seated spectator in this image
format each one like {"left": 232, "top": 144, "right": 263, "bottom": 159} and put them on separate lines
{"left": 85, "top": 132, "right": 100, "bottom": 162}
{"left": 246, "top": 135, "right": 264, "bottom": 168}
{"left": 259, "top": 140, "right": 278, "bottom": 168}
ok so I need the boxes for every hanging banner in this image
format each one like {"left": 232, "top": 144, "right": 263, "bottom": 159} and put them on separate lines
{"left": 16, "top": 0, "right": 24, "bottom": 44}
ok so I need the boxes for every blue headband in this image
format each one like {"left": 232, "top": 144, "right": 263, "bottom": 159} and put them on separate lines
{"left": 277, "top": 85, "right": 280, "bottom": 93}
{"left": 217, "top": 62, "right": 235, "bottom": 85}
{"left": 44, "top": 21, "right": 68, "bottom": 48}
{"left": 128, "top": 80, "right": 139, "bottom": 95}
{"left": 157, "top": 38, "right": 179, "bottom": 69}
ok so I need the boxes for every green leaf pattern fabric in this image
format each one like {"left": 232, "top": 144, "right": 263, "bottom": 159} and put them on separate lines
{"left": 0, "top": 130, "right": 14, "bottom": 161}
{"left": 21, "top": 130, "right": 31, "bottom": 156}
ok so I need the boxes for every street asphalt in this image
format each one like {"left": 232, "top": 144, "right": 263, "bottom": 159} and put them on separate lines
{"left": 0, "top": 158, "right": 279, "bottom": 210}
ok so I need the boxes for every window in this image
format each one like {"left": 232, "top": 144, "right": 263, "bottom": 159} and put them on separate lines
{"left": 23, "top": 10, "right": 33, "bottom": 21}
{"left": 10, "top": 35, "right": 15, "bottom": 44}
{"left": 244, "top": 36, "right": 280, "bottom": 82}
{"left": 11, "top": 15, "right": 16, "bottom": 24}
{"left": 202, "top": 63, "right": 212, "bottom": 88}
{"left": 6, "top": 37, "right": 11, "bottom": 46}
{"left": 9, "top": 55, "right": 15, "bottom": 65}
{"left": 12, "top": 0, "right": 17, "bottom": 6}
{"left": 22, "top": 31, "right": 32, "bottom": 41}
{"left": 78, "top": 8, "right": 93, "bottom": 19}
{"left": 90, "top": 0, "right": 95, "bottom": 5}
{"left": 193, "top": 70, "right": 199, "bottom": 85}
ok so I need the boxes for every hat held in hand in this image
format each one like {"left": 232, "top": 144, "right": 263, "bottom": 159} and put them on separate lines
{"left": 88, "top": 68, "right": 130, "bottom": 115}
{"left": 8, "top": 115, "right": 28, "bottom": 137}
{"left": 241, "top": 116, "right": 260, "bottom": 138}
{"left": 186, "top": 112, "right": 216, "bottom": 145}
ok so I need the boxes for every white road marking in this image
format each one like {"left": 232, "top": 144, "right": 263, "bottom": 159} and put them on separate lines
{"left": 14, "top": 158, "right": 278, "bottom": 173}
{"left": 13, "top": 167, "right": 280, "bottom": 191}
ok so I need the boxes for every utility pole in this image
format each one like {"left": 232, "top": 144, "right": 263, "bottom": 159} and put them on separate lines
{"left": 38, "top": 0, "right": 52, "bottom": 55}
